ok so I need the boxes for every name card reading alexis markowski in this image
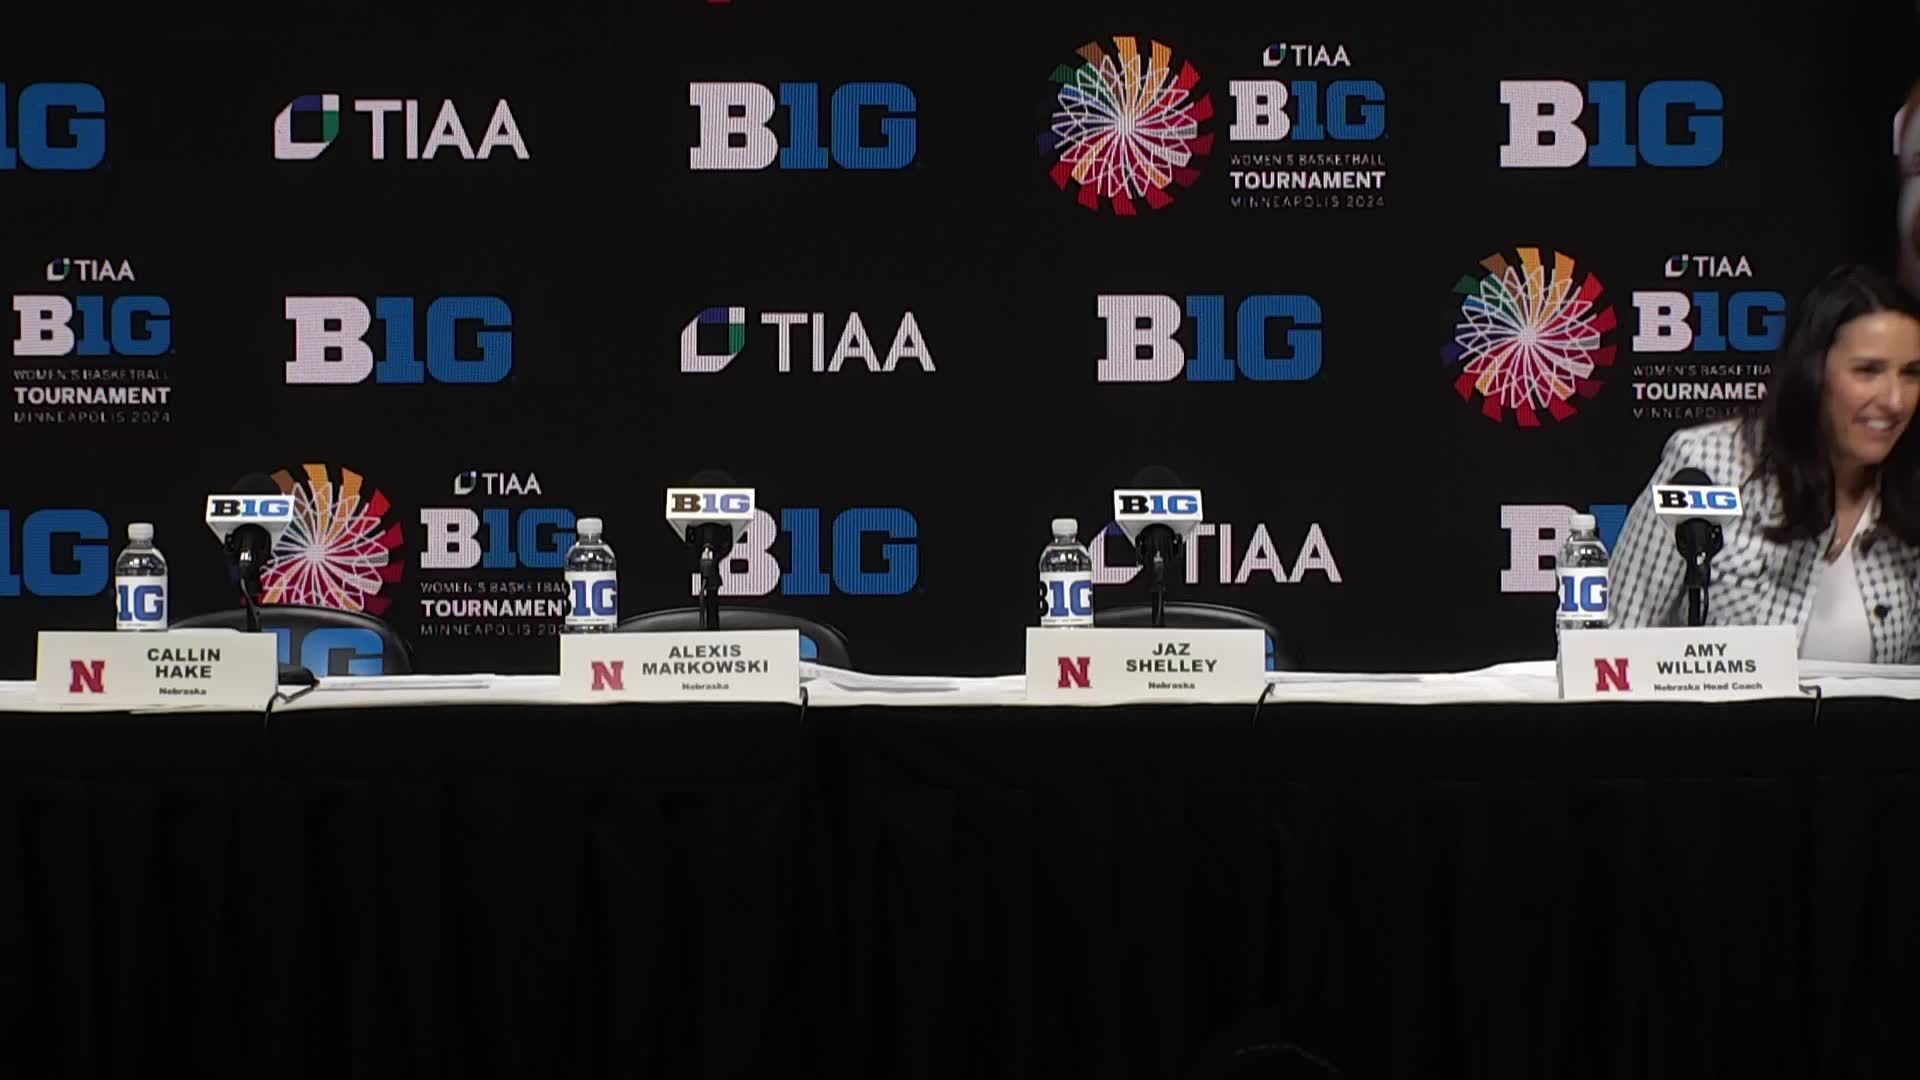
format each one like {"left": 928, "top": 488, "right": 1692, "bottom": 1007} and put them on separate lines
{"left": 35, "top": 629, "right": 280, "bottom": 709}
{"left": 558, "top": 630, "right": 801, "bottom": 704}
{"left": 1025, "top": 627, "right": 1267, "bottom": 705}
{"left": 1556, "top": 625, "right": 1799, "bottom": 702}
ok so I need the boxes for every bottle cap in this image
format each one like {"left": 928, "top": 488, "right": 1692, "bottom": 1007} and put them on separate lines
{"left": 1050, "top": 517, "right": 1078, "bottom": 539}
{"left": 127, "top": 522, "right": 154, "bottom": 542}
{"left": 1568, "top": 513, "right": 1596, "bottom": 532}
{"left": 577, "top": 517, "right": 603, "bottom": 536}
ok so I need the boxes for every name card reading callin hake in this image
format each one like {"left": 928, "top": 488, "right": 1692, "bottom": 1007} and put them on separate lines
{"left": 1025, "top": 627, "right": 1267, "bottom": 705}
{"left": 559, "top": 629, "right": 801, "bottom": 704}
{"left": 1556, "top": 625, "right": 1799, "bottom": 702}
{"left": 35, "top": 629, "right": 280, "bottom": 710}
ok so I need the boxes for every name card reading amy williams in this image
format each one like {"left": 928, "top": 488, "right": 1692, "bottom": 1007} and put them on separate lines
{"left": 1557, "top": 625, "right": 1799, "bottom": 702}
{"left": 35, "top": 630, "right": 280, "bottom": 709}
{"left": 558, "top": 630, "right": 802, "bottom": 704}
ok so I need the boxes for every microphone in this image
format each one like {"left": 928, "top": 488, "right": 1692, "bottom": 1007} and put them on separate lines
{"left": 1652, "top": 467, "right": 1742, "bottom": 626}
{"left": 665, "top": 469, "right": 755, "bottom": 557}
{"left": 205, "top": 473, "right": 294, "bottom": 589}
{"left": 1112, "top": 466, "right": 1205, "bottom": 628}
{"left": 665, "top": 470, "right": 756, "bottom": 631}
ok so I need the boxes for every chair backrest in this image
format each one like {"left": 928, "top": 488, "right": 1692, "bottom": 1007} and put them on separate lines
{"left": 172, "top": 605, "right": 413, "bottom": 676}
{"left": 1095, "top": 602, "right": 1291, "bottom": 671}
{"left": 616, "top": 607, "right": 853, "bottom": 669}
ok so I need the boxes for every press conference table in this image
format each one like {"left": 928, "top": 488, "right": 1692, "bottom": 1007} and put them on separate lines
{"left": 5, "top": 664, "right": 1920, "bottom": 1078}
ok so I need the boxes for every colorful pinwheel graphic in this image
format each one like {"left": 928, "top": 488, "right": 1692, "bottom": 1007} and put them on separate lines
{"left": 1442, "top": 247, "right": 1617, "bottom": 426}
{"left": 1042, "top": 35, "right": 1214, "bottom": 214}
{"left": 260, "top": 463, "right": 406, "bottom": 615}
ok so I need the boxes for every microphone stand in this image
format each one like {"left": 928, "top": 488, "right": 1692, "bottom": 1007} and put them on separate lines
{"left": 1675, "top": 522, "right": 1722, "bottom": 629}
{"left": 233, "top": 540, "right": 315, "bottom": 688}
{"left": 1684, "top": 557, "right": 1710, "bottom": 627}
{"left": 1149, "top": 549, "right": 1167, "bottom": 629}
{"left": 698, "top": 544, "right": 722, "bottom": 631}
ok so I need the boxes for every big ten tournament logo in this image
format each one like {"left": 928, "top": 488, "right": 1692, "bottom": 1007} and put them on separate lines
{"left": 1, "top": 82, "right": 106, "bottom": 171}
{"left": 1090, "top": 516, "right": 1341, "bottom": 587}
{"left": 11, "top": 256, "right": 171, "bottom": 425}
{"left": 1224, "top": 42, "right": 1387, "bottom": 212}
{"left": 1499, "top": 79, "right": 1722, "bottom": 169}
{"left": 284, "top": 295, "right": 512, "bottom": 385}
{"left": 681, "top": 305, "right": 934, "bottom": 374}
{"left": 1498, "top": 502, "right": 1628, "bottom": 593}
{"left": 1441, "top": 246, "right": 1616, "bottom": 426}
{"left": 1628, "top": 254, "right": 1781, "bottom": 423}
{"left": 0, "top": 507, "right": 109, "bottom": 599}
{"left": 1038, "top": 37, "right": 1387, "bottom": 216}
{"left": 697, "top": 505, "right": 919, "bottom": 596}
{"left": 256, "top": 464, "right": 406, "bottom": 617}
{"left": 273, "top": 94, "right": 529, "bottom": 161}
{"left": 417, "top": 469, "right": 574, "bottom": 638}
{"left": 1097, "top": 293, "right": 1321, "bottom": 382}
{"left": 688, "top": 78, "right": 916, "bottom": 170}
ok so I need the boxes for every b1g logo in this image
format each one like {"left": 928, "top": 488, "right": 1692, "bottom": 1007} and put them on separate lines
{"left": 0, "top": 82, "right": 105, "bottom": 170}
{"left": 1655, "top": 487, "right": 1741, "bottom": 513}
{"left": 284, "top": 296, "right": 512, "bottom": 384}
{"left": 13, "top": 286, "right": 170, "bottom": 357}
{"left": 670, "top": 491, "right": 751, "bottom": 514}
{"left": 689, "top": 81, "right": 916, "bottom": 170}
{"left": 421, "top": 507, "right": 574, "bottom": 570}
{"left": 1227, "top": 46, "right": 1384, "bottom": 145}
{"left": 273, "top": 94, "right": 529, "bottom": 161}
{"left": 1097, "top": 293, "right": 1322, "bottom": 382}
{"left": 697, "top": 507, "right": 918, "bottom": 596}
{"left": 1629, "top": 254, "right": 1779, "bottom": 420}
{"left": 1040, "top": 36, "right": 1212, "bottom": 214}
{"left": 1116, "top": 493, "right": 1200, "bottom": 515}
{"left": 0, "top": 508, "right": 109, "bottom": 597}
{"left": 1499, "top": 503, "right": 1628, "bottom": 592}
{"left": 1500, "top": 80, "right": 1723, "bottom": 168}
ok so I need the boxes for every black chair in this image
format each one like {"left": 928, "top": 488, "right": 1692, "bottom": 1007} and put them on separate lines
{"left": 173, "top": 604, "right": 413, "bottom": 676}
{"left": 1096, "top": 601, "right": 1291, "bottom": 671}
{"left": 616, "top": 607, "right": 853, "bottom": 669}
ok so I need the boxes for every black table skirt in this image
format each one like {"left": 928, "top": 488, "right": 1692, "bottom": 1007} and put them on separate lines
{"left": 1, "top": 695, "right": 1916, "bottom": 1078}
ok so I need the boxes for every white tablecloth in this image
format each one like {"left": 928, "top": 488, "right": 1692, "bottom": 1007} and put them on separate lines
{"left": 5, "top": 659, "right": 1920, "bottom": 712}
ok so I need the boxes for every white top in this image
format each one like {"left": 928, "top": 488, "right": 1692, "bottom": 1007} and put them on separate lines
{"left": 1801, "top": 504, "right": 1875, "bottom": 663}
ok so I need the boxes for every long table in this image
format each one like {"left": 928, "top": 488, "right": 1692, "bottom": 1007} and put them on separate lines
{"left": 3, "top": 665, "right": 1920, "bottom": 1078}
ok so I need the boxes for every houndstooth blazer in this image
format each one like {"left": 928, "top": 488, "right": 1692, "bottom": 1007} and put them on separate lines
{"left": 1608, "top": 418, "right": 1920, "bottom": 662}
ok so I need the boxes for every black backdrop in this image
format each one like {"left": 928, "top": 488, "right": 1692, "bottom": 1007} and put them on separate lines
{"left": 3, "top": 1, "right": 1912, "bottom": 677}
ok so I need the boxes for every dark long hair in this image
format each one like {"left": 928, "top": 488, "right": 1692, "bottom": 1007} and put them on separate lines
{"left": 1751, "top": 264, "right": 1920, "bottom": 544}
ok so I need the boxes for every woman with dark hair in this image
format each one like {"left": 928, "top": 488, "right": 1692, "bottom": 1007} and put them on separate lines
{"left": 1608, "top": 264, "right": 1920, "bottom": 660}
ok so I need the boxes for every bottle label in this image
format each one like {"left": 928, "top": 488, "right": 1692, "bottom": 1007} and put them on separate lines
{"left": 1557, "top": 567, "right": 1609, "bottom": 622}
{"left": 115, "top": 574, "right": 168, "bottom": 631}
{"left": 1039, "top": 571, "right": 1094, "bottom": 627}
{"left": 565, "top": 570, "right": 619, "bottom": 629}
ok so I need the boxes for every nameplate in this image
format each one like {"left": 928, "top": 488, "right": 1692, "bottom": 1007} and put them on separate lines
{"left": 1556, "top": 625, "right": 1800, "bottom": 701}
{"left": 1025, "top": 627, "right": 1267, "bottom": 705}
{"left": 558, "top": 630, "right": 801, "bottom": 704}
{"left": 35, "top": 629, "right": 279, "bottom": 710}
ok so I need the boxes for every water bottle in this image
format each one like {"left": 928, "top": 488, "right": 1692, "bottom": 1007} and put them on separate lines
{"left": 114, "top": 522, "right": 168, "bottom": 631}
{"left": 1555, "top": 513, "right": 1610, "bottom": 633}
{"left": 1038, "top": 517, "right": 1094, "bottom": 627}
{"left": 563, "top": 517, "right": 618, "bottom": 633}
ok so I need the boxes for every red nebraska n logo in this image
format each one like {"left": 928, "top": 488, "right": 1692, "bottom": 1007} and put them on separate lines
{"left": 1593, "top": 657, "right": 1630, "bottom": 692}
{"left": 1057, "top": 656, "right": 1091, "bottom": 689}
{"left": 591, "top": 661, "right": 624, "bottom": 691}
{"left": 69, "top": 659, "right": 106, "bottom": 694}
